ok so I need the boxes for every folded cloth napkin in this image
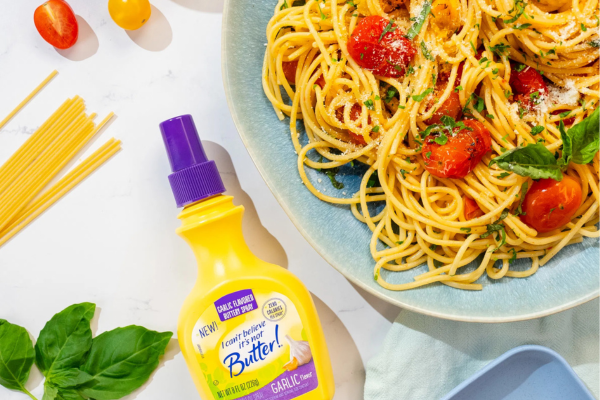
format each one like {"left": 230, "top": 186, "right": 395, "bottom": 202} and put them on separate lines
{"left": 365, "top": 299, "right": 599, "bottom": 400}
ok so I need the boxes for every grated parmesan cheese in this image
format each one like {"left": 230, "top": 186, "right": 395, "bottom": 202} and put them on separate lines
{"left": 548, "top": 80, "right": 580, "bottom": 106}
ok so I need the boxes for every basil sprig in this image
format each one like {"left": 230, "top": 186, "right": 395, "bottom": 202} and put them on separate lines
{"left": 489, "top": 108, "right": 599, "bottom": 181}
{"left": 0, "top": 303, "right": 172, "bottom": 400}
{"left": 488, "top": 143, "right": 563, "bottom": 181}
{"left": 0, "top": 320, "right": 35, "bottom": 398}
{"left": 558, "top": 107, "right": 599, "bottom": 167}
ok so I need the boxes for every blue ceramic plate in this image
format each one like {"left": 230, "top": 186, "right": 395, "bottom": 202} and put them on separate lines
{"left": 441, "top": 345, "right": 595, "bottom": 399}
{"left": 221, "top": 0, "right": 599, "bottom": 322}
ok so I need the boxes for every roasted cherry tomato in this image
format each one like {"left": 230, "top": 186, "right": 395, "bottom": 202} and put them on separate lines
{"left": 422, "top": 119, "right": 492, "bottom": 179}
{"left": 551, "top": 110, "right": 575, "bottom": 126}
{"left": 464, "top": 197, "right": 484, "bottom": 220}
{"left": 108, "top": 0, "right": 151, "bottom": 30}
{"left": 34, "top": 0, "right": 79, "bottom": 49}
{"left": 282, "top": 60, "right": 298, "bottom": 84}
{"left": 336, "top": 103, "right": 370, "bottom": 145}
{"left": 510, "top": 65, "right": 548, "bottom": 109}
{"left": 427, "top": 81, "right": 462, "bottom": 125}
{"left": 520, "top": 176, "right": 582, "bottom": 233}
{"left": 347, "top": 16, "right": 416, "bottom": 78}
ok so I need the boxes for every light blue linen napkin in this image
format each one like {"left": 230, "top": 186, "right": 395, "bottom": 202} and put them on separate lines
{"left": 365, "top": 299, "right": 599, "bottom": 399}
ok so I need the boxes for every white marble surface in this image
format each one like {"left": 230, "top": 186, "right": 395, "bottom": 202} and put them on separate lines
{"left": 0, "top": 1, "right": 401, "bottom": 399}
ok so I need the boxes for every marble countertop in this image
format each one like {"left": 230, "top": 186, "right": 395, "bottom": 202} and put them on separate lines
{"left": 0, "top": 1, "right": 401, "bottom": 399}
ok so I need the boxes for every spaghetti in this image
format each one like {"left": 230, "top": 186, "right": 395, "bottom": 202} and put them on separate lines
{"left": 0, "top": 73, "right": 121, "bottom": 248}
{"left": 263, "top": 0, "right": 600, "bottom": 291}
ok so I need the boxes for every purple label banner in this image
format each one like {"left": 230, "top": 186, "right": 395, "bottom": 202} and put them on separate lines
{"left": 237, "top": 360, "right": 319, "bottom": 400}
{"left": 214, "top": 289, "right": 258, "bottom": 322}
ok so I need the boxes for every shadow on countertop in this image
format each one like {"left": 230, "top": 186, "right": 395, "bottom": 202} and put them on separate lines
{"left": 203, "top": 141, "right": 289, "bottom": 270}
{"left": 127, "top": 5, "right": 173, "bottom": 52}
{"left": 311, "top": 293, "right": 365, "bottom": 400}
{"left": 56, "top": 15, "right": 98, "bottom": 61}
{"left": 170, "top": 0, "right": 224, "bottom": 13}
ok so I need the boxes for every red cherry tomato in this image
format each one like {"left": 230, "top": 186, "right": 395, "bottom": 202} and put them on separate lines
{"left": 282, "top": 60, "right": 298, "bottom": 84}
{"left": 520, "top": 176, "right": 582, "bottom": 233}
{"left": 427, "top": 82, "right": 462, "bottom": 125}
{"left": 34, "top": 0, "right": 79, "bottom": 49}
{"left": 347, "top": 16, "right": 416, "bottom": 78}
{"left": 510, "top": 65, "right": 548, "bottom": 109}
{"left": 551, "top": 110, "right": 575, "bottom": 126}
{"left": 422, "top": 119, "right": 492, "bottom": 179}
{"left": 335, "top": 103, "right": 372, "bottom": 145}
{"left": 464, "top": 197, "right": 484, "bottom": 220}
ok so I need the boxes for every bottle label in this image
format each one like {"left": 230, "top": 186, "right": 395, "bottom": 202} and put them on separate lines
{"left": 192, "top": 289, "right": 319, "bottom": 400}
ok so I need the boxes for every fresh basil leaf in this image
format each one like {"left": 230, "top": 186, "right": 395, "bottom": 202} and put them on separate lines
{"left": 56, "top": 388, "right": 86, "bottom": 400}
{"left": 48, "top": 368, "right": 94, "bottom": 389}
{"left": 406, "top": 1, "right": 431, "bottom": 39}
{"left": 43, "top": 383, "right": 59, "bottom": 400}
{"left": 419, "top": 123, "right": 441, "bottom": 138}
{"left": 559, "top": 107, "right": 599, "bottom": 166}
{"left": 412, "top": 88, "right": 433, "bottom": 102}
{"left": 0, "top": 320, "right": 35, "bottom": 394}
{"left": 36, "top": 303, "right": 96, "bottom": 377}
{"left": 488, "top": 144, "right": 563, "bottom": 181}
{"left": 80, "top": 326, "right": 172, "bottom": 400}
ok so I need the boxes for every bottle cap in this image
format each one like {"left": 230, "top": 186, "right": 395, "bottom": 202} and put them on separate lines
{"left": 160, "top": 114, "right": 225, "bottom": 207}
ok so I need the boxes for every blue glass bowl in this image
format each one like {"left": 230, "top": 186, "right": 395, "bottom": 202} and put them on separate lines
{"left": 221, "top": 0, "right": 599, "bottom": 322}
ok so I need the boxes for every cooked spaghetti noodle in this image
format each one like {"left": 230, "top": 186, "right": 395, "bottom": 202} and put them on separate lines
{"left": 263, "top": 0, "right": 600, "bottom": 291}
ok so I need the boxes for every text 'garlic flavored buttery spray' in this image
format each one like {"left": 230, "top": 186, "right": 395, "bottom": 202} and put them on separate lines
{"left": 160, "top": 115, "right": 335, "bottom": 400}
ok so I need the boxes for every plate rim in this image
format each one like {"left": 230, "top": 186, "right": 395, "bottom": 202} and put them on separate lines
{"left": 220, "top": 0, "right": 599, "bottom": 323}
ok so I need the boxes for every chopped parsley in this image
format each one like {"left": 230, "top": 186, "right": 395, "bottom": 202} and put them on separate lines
{"left": 434, "top": 133, "right": 448, "bottom": 145}
{"left": 384, "top": 86, "right": 398, "bottom": 103}
{"left": 581, "top": 23, "right": 587, "bottom": 32}
{"left": 498, "top": 172, "right": 511, "bottom": 179}
{"left": 514, "top": 23, "right": 531, "bottom": 30}
{"left": 399, "top": 169, "right": 409, "bottom": 179}
{"left": 429, "top": 244, "right": 437, "bottom": 251}
{"left": 371, "top": 125, "right": 380, "bottom": 133}
{"left": 379, "top": 19, "right": 398, "bottom": 43}
{"left": 325, "top": 168, "right": 344, "bottom": 189}
{"left": 421, "top": 41, "right": 434, "bottom": 61}
{"left": 559, "top": 110, "right": 571, "bottom": 118}
{"left": 481, "top": 209, "right": 510, "bottom": 249}
{"left": 412, "top": 88, "right": 434, "bottom": 102}
{"left": 531, "top": 125, "right": 544, "bottom": 135}
{"left": 508, "top": 248, "right": 517, "bottom": 264}
{"left": 367, "top": 171, "right": 380, "bottom": 188}
{"left": 491, "top": 42, "right": 510, "bottom": 56}
{"left": 513, "top": 181, "right": 528, "bottom": 216}
{"left": 515, "top": 64, "right": 527, "bottom": 72}
{"left": 454, "top": 85, "right": 463, "bottom": 92}
{"left": 460, "top": 227, "right": 472, "bottom": 233}
{"left": 364, "top": 99, "right": 374, "bottom": 110}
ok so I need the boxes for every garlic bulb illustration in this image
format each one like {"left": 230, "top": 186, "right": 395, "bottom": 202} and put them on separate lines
{"left": 283, "top": 335, "right": 312, "bottom": 371}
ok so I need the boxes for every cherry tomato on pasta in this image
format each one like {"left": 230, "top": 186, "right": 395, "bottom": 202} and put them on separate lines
{"left": 520, "top": 176, "right": 582, "bottom": 233}
{"left": 282, "top": 60, "right": 298, "bottom": 84}
{"left": 510, "top": 65, "right": 548, "bottom": 109}
{"left": 34, "top": 0, "right": 79, "bottom": 49}
{"left": 347, "top": 16, "right": 416, "bottom": 78}
{"left": 464, "top": 197, "right": 484, "bottom": 220}
{"left": 426, "top": 84, "right": 462, "bottom": 125}
{"left": 422, "top": 119, "right": 492, "bottom": 179}
{"left": 108, "top": 0, "right": 151, "bottom": 30}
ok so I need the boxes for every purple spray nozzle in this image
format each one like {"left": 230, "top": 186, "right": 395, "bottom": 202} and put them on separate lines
{"left": 160, "top": 114, "right": 225, "bottom": 207}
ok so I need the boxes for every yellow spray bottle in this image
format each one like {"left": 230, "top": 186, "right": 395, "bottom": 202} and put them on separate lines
{"left": 160, "top": 115, "right": 335, "bottom": 400}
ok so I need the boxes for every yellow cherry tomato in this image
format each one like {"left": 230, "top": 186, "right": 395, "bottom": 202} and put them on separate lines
{"left": 108, "top": 0, "right": 151, "bottom": 30}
